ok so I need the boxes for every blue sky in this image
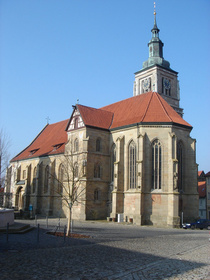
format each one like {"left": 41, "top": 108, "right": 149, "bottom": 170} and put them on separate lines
{"left": 0, "top": 0, "right": 210, "bottom": 173}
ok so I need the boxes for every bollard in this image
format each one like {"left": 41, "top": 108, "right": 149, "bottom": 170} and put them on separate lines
{"left": 64, "top": 225, "right": 67, "bottom": 242}
{"left": 35, "top": 215, "right": 37, "bottom": 227}
{"left": 37, "top": 224, "right": 40, "bottom": 243}
{"left": 6, "top": 223, "right": 9, "bottom": 243}
{"left": 58, "top": 217, "right": 60, "bottom": 231}
{"left": 46, "top": 215, "right": 48, "bottom": 229}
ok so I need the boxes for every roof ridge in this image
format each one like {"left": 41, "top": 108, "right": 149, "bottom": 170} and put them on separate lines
{"left": 141, "top": 92, "right": 153, "bottom": 122}
{"left": 155, "top": 92, "right": 173, "bottom": 122}
{"left": 79, "top": 103, "right": 113, "bottom": 115}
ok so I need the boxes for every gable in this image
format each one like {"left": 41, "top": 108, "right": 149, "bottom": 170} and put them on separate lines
{"left": 66, "top": 108, "right": 85, "bottom": 131}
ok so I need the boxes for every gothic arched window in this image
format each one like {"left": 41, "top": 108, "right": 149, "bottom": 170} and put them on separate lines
{"left": 152, "top": 139, "right": 162, "bottom": 190}
{"left": 58, "top": 164, "right": 64, "bottom": 193}
{"left": 74, "top": 162, "right": 79, "bottom": 178}
{"left": 74, "top": 138, "right": 79, "bottom": 152}
{"left": 111, "top": 144, "right": 116, "bottom": 182}
{"left": 129, "top": 141, "right": 136, "bottom": 189}
{"left": 32, "top": 166, "right": 37, "bottom": 193}
{"left": 177, "top": 141, "right": 183, "bottom": 191}
{"left": 44, "top": 165, "right": 49, "bottom": 193}
{"left": 94, "top": 163, "right": 101, "bottom": 179}
{"left": 94, "top": 189, "right": 101, "bottom": 201}
{"left": 96, "top": 138, "right": 101, "bottom": 152}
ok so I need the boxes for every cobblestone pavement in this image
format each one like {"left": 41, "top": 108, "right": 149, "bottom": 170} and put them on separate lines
{"left": 0, "top": 219, "right": 210, "bottom": 280}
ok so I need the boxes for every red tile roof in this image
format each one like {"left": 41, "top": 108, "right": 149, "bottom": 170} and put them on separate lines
{"left": 198, "top": 171, "right": 204, "bottom": 177}
{"left": 11, "top": 92, "right": 192, "bottom": 162}
{"left": 100, "top": 92, "right": 192, "bottom": 129}
{"left": 77, "top": 105, "right": 113, "bottom": 130}
{"left": 198, "top": 181, "right": 206, "bottom": 198}
{"left": 11, "top": 120, "right": 68, "bottom": 162}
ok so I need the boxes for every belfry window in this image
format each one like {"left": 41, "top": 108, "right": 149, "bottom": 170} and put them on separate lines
{"left": 177, "top": 141, "right": 183, "bottom": 191}
{"left": 129, "top": 141, "right": 136, "bottom": 189}
{"left": 152, "top": 140, "right": 162, "bottom": 190}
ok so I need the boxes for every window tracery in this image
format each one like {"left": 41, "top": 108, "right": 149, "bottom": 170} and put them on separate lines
{"left": 129, "top": 141, "right": 136, "bottom": 189}
{"left": 152, "top": 139, "right": 162, "bottom": 190}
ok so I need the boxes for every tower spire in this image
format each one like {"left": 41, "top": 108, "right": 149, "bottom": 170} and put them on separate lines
{"left": 142, "top": 2, "right": 170, "bottom": 69}
{"left": 151, "top": 1, "right": 159, "bottom": 38}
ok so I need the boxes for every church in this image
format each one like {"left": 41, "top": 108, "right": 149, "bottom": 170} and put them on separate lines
{"left": 5, "top": 10, "right": 199, "bottom": 228}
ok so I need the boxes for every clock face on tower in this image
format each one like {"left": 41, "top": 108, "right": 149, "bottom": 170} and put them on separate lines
{"left": 163, "top": 78, "right": 171, "bottom": 90}
{"left": 143, "top": 78, "right": 151, "bottom": 90}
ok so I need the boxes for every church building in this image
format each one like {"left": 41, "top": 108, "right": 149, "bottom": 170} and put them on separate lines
{"left": 5, "top": 10, "right": 199, "bottom": 227}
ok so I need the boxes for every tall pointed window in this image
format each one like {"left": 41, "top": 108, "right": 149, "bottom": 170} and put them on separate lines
{"left": 96, "top": 138, "right": 101, "bottom": 152}
{"left": 74, "top": 162, "right": 79, "bottom": 178}
{"left": 32, "top": 167, "right": 37, "bottom": 193}
{"left": 94, "top": 163, "right": 101, "bottom": 179}
{"left": 129, "top": 141, "right": 136, "bottom": 189}
{"left": 58, "top": 164, "right": 64, "bottom": 193}
{"left": 44, "top": 165, "right": 49, "bottom": 193}
{"left": 177, "top": 141, "right": 183, "bottom": 191}
{"left": 152, "top": 139, "right": 162, "bottom": 189}
{"left": 74, "top": 138, "right": 79, "bottom": 152}
{"left": 111, "top": 144, "right": 116, "bottom": 182}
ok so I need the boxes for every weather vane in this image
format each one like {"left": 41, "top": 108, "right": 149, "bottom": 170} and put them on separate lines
{"left": 154, "top": 2, "right": 156, "bottom": 15}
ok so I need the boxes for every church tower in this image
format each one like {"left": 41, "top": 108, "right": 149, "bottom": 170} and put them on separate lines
{"left": 133, "top": 4, "right": 183, "bottom": 116}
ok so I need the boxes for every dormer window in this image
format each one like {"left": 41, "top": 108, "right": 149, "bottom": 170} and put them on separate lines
{"left": 29, "top": 149, "right": 39, "bottom": 156}
{"left": 52, "top": 143, "right": 64, "bottom": 151}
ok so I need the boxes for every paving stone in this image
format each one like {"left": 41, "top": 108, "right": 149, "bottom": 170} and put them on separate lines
{"left": 0, "top": 219, "right": 209, "bottom": 279}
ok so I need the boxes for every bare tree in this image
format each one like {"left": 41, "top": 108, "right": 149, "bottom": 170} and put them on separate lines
{"left": 51, "top": 144, "right": 86, "bottom": 236}
{"left": 0, "top": 130, "right": 11, "bottom": 201}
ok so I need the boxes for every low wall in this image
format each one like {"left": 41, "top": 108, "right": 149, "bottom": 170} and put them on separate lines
{"left": 0, "top": 208, "right": 14, "bottom": 227}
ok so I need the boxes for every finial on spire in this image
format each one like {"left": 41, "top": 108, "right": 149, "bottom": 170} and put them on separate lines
{"left": 153, "top": 1, "right": 158, "bottom": 29}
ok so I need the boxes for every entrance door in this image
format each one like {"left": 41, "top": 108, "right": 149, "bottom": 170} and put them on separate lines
{"left": 15, "top": 187, "right": 23, "bottom": 210}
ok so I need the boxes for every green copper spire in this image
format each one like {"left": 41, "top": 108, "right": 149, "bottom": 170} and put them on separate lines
{"left": 143, "top": 2, "right": 170, "bottom": 69}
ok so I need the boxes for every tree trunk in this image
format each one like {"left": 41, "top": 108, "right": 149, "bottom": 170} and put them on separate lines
{"left": 67, "top": 207, "right": 72, "bottom": 236}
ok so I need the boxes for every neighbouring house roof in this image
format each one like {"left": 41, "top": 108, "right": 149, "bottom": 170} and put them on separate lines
{"left": 198, "top": 170, "right": 206, "bottom": 182}
{"left": 11, "top": 91, "right": 192, "bottom": 162}
{"left": 205, "top": 171, "right": 210, "bottom": 177}
{"left": 198, "top": 181, "right": 206, "bottom": 198}
{"left": 11, "top": 120, "right": 68, "bottom": 162}
{"left": 198, "top": 171, "right": 204, "bottom": 177}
